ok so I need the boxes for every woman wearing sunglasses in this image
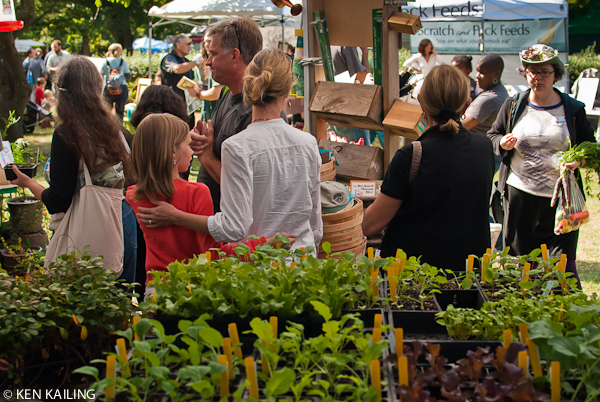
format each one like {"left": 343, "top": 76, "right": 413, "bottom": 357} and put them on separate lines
{"left": 488, "top": 44, "right": 595, "bottom": 287}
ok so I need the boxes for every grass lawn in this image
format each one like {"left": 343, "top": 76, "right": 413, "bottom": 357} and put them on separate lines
{"left": 21, "top": 126, "right": 600, "bottom": 296}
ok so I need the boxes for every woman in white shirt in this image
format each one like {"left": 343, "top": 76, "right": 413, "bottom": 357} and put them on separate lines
{"left": 135, "top": 49, "right": 323, "bottom": 254}
{"left": 403, "top": 39, "right": 439, "bottom": 77}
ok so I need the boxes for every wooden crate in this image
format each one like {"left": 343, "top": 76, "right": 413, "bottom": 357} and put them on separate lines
{"left": 382, "top": 101, "right": 427, "bottom": 140}
{"left": 309, "top": 81, "right": 384, "bottom": 131}
{"left": 318, "top": 139, "right": 384, "bottom": 180}
{"left": 388, "top": 12, "right": 422, "bottom": 35}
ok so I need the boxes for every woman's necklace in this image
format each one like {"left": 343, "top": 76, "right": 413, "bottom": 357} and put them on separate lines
{"left": 251, "top": 117, "right": 271, "bottom": 123}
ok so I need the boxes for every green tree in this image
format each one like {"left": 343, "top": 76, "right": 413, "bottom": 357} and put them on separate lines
{"left": 0, "top": 0, "right": 35, "bottom": 142}
{"left": 1, "top": 0, "right": 149, "bottom": 140}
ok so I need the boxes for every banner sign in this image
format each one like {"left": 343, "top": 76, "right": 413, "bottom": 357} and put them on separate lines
{"left": 401, "top": 0, "right": 483, "bottom": 21}
{"left": 411, "top": 19, "right": 566, "bottom": 54}
{"left": 401, "top": 0, "right": 567, "bottom": 21}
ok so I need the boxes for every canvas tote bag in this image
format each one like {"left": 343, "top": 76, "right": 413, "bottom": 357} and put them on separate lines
{"left": 44, "top": 160, "right": 124, "bottom": 277}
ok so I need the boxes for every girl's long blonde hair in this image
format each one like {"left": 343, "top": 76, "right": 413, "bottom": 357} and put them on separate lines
{"left": 130, "top": 113, "right": 189, "bottom": 202}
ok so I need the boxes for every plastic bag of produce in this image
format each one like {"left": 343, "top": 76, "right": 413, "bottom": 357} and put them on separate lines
{"left": 552, "top": 172, "right": 589, "bottom": 235}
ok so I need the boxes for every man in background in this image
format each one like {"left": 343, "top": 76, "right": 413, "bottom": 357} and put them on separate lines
{"left": 46, "top": 40, "right": 70, "bottom": 94}
{"left": 160, "top": 33, "right": 200, "bottom": 129}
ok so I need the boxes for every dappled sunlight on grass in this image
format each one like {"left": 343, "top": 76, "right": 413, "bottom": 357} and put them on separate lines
{"left": 577, "top": 172, "right": 600, "bottom": 297}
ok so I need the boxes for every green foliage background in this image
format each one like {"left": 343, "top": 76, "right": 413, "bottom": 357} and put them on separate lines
{"left": 567, "top": 43, "right": 600, "bottom": 83}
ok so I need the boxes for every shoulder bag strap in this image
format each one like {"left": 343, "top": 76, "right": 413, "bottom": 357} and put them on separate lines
{"left": 82, "top": 159, "right": 93, "bottom": 187}
{"left": 409, "top": 141, "right": 422, "bottom": 186}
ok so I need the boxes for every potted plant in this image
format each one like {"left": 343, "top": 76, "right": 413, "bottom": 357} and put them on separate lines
{"left": 144, "top": 241, "right": 361, "bottom": 339}
{"left": 390, "top": 340, "right": 550, "bottom": 401}
{"left": 3, "top": 138, "right": 43, "bottom": 181}
{"left": 245, "top": 302, "right": 389, "bottom": 401}
{"left": 74, "top": 317, "right": 236, "bottom": 401}
{"left": 385, "top": 256, "right": 446, "bottom": 335}
{"left": 0, "top": 250, "right": 137, "bottom": 388}
{"left": 0, "top": 237, "right": 43, "bottom": 276}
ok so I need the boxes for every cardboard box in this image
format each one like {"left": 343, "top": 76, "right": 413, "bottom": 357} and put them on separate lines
{"left": 382, "top": 101, "right": 427, "bottom": 140}
{"left": 388, "top": 12, "right": 422, "bottom": 35}
{"left": 318, "top": 139, "right": 384, "bottom": 180}
{"left": 309, "top": 81, "right": 384, "bottom": 131}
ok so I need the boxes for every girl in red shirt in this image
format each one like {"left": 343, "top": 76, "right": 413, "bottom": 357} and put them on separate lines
{"left": 126, "top": 113, "right": 272, "bottom": 295}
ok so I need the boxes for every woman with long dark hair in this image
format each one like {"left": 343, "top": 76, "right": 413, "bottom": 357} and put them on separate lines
{"left": 11, "top": 56, "right": 136, "bottom": 282}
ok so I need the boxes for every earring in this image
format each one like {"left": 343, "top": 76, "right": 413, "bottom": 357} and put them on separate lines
{"left": 493, "top": 78, "right": 498, "bottom": 84}
{"left": 173, "top": 159, "right": 177, "bottom": 166}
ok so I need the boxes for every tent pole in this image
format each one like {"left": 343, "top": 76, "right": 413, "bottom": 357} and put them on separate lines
{"left": 281, "top": 15, "right": 285, "bottom": 51}
{"left": 565, "top": 15, "right": 570, "bottom": 90}
{"left": 149, "top": 16, "right": 153, "bottom": 80}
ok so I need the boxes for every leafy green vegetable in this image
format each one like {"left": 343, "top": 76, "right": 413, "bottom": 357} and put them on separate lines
{"left": 559, "top": 141, "right": 600, "bottom": 198}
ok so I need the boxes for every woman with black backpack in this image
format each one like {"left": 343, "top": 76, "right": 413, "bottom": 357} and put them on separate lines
{"left": 101, "top": 43, "right": 131, "bottom": 120}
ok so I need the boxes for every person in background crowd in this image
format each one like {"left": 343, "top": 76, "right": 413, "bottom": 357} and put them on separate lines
{"left": 487, "top": 44, "right": 596, "bottom": 289}
{"left": 363, "top": 65, "right": 494, "bottom": 269}
{"left": 462, "top": 54, "right": 509, "bottom": 173}
{"left": 403, "top": 39, "right": 439, "bottom": 78}
{"left": 286, "top": 43, "right": 295, "bottom": 60}
{"left": 40, "top": 88, "right": 54, "bottom": 129}
{"left": 135, "top": 49, "right": 321, "bottom": 255}
{"left": 187, "top": 36, "right": 223, "bottom": 122}
{"left": 24, "top": 48, "right": 47, "bottom": 102}
{"left": 10, "top": 56, "right": 136, "bottom": 286}
{"left": 35, "top": 78, "right": 46, "bottom": 107}
{"left": 100, "top": 43, "right": 131, "bottom": 120}
{"left": 130, "top": 85, "right": 188, "bottom": 128}
{"left": 160, "top": 33, "right": 200, "bottom": 129}
{"left": 452, "top": 55, "right": 478, "bottom": 101}
{"left": 46, "top": 40, "right": 71, "bottom": 94}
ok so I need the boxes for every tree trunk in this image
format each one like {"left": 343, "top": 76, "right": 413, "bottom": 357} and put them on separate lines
{"left": 0, "top": 0, "right": 36, "bottom": 142}
{"left": 0, "top": 33, "right": 31, "bottom": 141}
{"left": 81, "top": 33, "right": 91, "bottom": 56}
{"left": 121, "top": 9, "right": 134, "bottom": 53}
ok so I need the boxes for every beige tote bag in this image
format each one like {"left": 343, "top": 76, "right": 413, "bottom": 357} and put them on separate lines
{"left": 45, "top": 160, "right": 124, "bottom": 277}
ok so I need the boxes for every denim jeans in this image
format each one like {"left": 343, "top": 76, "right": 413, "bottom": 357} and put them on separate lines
{"left": 120, "top": 199, "right": 137, "bottom": 286}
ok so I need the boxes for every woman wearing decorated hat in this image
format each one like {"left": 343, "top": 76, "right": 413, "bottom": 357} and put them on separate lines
{"left": 487, "top": 44, "right": 596, "bottom": 288}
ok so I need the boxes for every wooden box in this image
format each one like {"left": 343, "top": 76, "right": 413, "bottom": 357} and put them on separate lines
{"left": 285, "top": 96, "right": 304, "bottom": 116}
{"left": 309, "top": 81, "right": 384, "bottom": 131}
{"left": 388, "top": 12, "right": 422, "bottom": 35}
{"left": 382, "top": 101, "right": 427, "bottom": 140}
{"left": 318, "top": 139, "right": 384, "bottom": 180}
{"left": 318, "top": 0, "right": 384, "bottom": 48}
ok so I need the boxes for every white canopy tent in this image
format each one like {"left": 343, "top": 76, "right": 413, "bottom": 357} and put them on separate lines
{"left": 14, "top": 39, "right": 45, "bottom": 52}
{"left": 148, "top": 0, "right": 294, "bottom": 23}
{"left": 147, "top": 0, "right": 299, "bottom": 78}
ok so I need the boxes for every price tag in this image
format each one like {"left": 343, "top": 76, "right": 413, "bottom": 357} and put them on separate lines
{"left": 350, "top": 180, "right": 377, "bottom": 197}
